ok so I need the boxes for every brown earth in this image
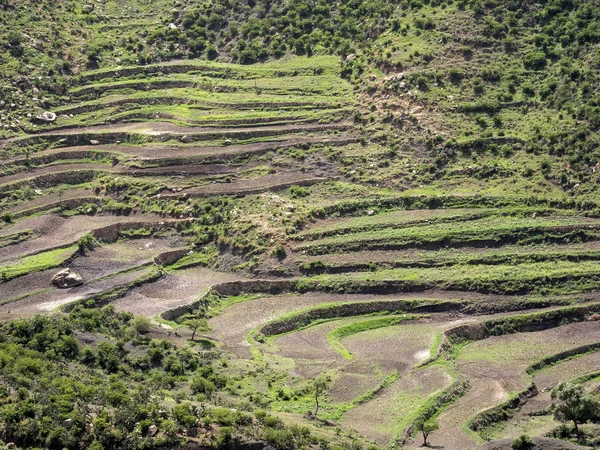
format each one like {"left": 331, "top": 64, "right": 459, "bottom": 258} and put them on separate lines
{"left": 0, "top": 238, "right": 182, "bottom": 314}
{"left": 112, "top": 266, "right": 243, "bottom": 318}
{"left": 417, "top": 322, "right": 600, "bottom": 450}
{"left": 0, "top": 213, "right": 163, "bottom": 262}
{"left": 10, "top": 134, "right": 356, "bottom": 162}
{"left": 342, "top": 366, "right": 452, "bottom": 444}
{"left": 5, "top": 187, "right": 97, "bottom": 214}
{"left": 0, "top": 266, "right": 153, "bottom": 318}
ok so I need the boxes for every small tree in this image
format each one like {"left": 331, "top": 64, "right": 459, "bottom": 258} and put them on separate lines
{"left": 183, "top": 318, "right": 210, "bottom": 341}
{"left": 413, "top": 417, "right": 439, "bottom": 447}
{"left": 313, "top": 377, "right": 329, "bottom": 417}
{"left": 551, "top": 382, "right": 599, "bottom": 438}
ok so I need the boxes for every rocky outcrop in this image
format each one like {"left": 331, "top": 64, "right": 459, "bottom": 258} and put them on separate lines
{"left": 51, "top": 268, "right": 83, "bottom": 288}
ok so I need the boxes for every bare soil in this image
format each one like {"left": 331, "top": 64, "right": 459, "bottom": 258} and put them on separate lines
{"left": 0, "top": 266, "right": 153, "bottom": 318}
{"left": 0, "top": 238, "right": 181, "bottom": 314}
{"left": 5, "top": 188, "right": 96, "bottom": 214}
{"left": 164, "top": 172, "right": 334, "bottom": 199}
{"left": 342, "top": 366, "right": 451, "bottom": 444}
{"left": 208, "top": 293, "right": 409, "bottom": 358}
{"left": 423, "top": 322, "right": 600, "bottom": 450}
{"left": 28, "top": 134, "right": 356, "bottom": 161}
{"left": 112, "top": 266, "right": 243, "bottom": 318}
{"left": 0, "top": 213, "right": 161, "bottom": 262}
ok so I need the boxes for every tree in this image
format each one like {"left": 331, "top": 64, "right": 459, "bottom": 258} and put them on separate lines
{"left": 313, "top": 377, "right": 329, "bottom": 417}
{"left": 413, "top": 417, "right": 439, "bottom": 447}
{"left": 551, "top": 382, "right": 599, "bottom": 438}
{"left": 183, "top": 318, "right": 210, "bottom": 341}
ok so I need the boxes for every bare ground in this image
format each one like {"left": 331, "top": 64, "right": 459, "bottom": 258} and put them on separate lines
{"left": 111, "top": 266, "right": 243, "bottom": 318}
{"left": 342, "top": 366, "right": 452, "bottom": 444}
{"left": 0, "top": 213, "right": 162, "bottom": 262}
{"left": 0, "top": 238, "right": 181, "bottom": 314}
{"left": 208, "top": 293, "right": 411, "bottom": 359}
{"left": 163, "top": 172, "right": 334, "bottom": 199}
{"left": 419, "top": 321, "right": 600, "bottom": 450}
{"left": 16, "top": 134, "right": 357, "bottom": 161}
{"left": 5, "top": 188, "right": 96, "bottom": 214}
{"left": 0, "top": 266, "right": 153, "bottom": 318}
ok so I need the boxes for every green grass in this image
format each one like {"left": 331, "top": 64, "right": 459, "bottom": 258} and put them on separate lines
{"left": 166, "top": 247, "right": 218, "bottom": 272}
{"left": 297, "top": 214, "right": 600, "bottom": 254}
{"left": 302, "top": 259, "right": 600, "bottom": 295}
{"left": 0, "top": 245, "right": 79, "bottom": 281}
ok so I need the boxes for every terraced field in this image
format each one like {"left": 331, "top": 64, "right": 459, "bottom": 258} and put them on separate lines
{"left": 3, "top": 54, "right": 600, "bottom": 450}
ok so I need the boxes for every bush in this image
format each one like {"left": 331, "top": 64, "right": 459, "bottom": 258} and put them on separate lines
{"left": 290, "top": 185, "right": 309, "bottom": 198}
{"left": 190, "top": 375, "right": 215, "bottom": 395}
{"left": 172, "top": 403, "right": 196, "bottom": 428}
{"left": 132, "top": 316, "right": 151, "bottom": 334}
{"left": 524, "top": 52, "right": 547, "bottom": 70}
{"left": 512, "top": 434, "right": 534, "bottom": 449}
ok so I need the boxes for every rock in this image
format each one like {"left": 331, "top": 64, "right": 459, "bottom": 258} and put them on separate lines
{"left": 35, "top": 111, "right": 56, "bottom": 123}
{"left": 168, "top": 23, "right": 177, "bottom": 29}
{"left": 148, "top": 424, "right": 158, "bottom": 436}
{"left": 51, "top": 268, "right": 83, "bottom": 289}
{"left": 90, "top": 139, "right": 100, "bottom": 145}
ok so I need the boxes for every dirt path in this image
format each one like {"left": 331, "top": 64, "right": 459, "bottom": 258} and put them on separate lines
{"left": 0, "top": 163, "right": 108, "bottom": 186}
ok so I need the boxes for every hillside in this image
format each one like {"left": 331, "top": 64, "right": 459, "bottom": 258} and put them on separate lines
{"left": 1, "top": 1, "right": 600, "bottom": 450}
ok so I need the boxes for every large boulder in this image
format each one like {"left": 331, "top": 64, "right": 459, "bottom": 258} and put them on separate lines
{"left": 34, "top": 111, "right": 56, "bottom": 123}
{"left": 51, "top": 268, "right": 83, "bottom": 289}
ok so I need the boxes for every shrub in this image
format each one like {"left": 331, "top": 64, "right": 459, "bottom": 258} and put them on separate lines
{"left": 272, "top": 245, "right": 287, "bottom": 259}
{"left": 512, "top": 434, "right": 534, "bottom": 449}
{"left": 524, "top": 51, "right": 547, "bottom": 70}
{"left": 290, "top": 185, "right": 309, "bottom": 198}
{"left": 172, "top": 403, "right": 197, "bottom": 428}
{"left": 191, "top": 375, "right": 215, "bottom": 395}
{"left": 132, "top": 316, "right": 151, "bottom": 334}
